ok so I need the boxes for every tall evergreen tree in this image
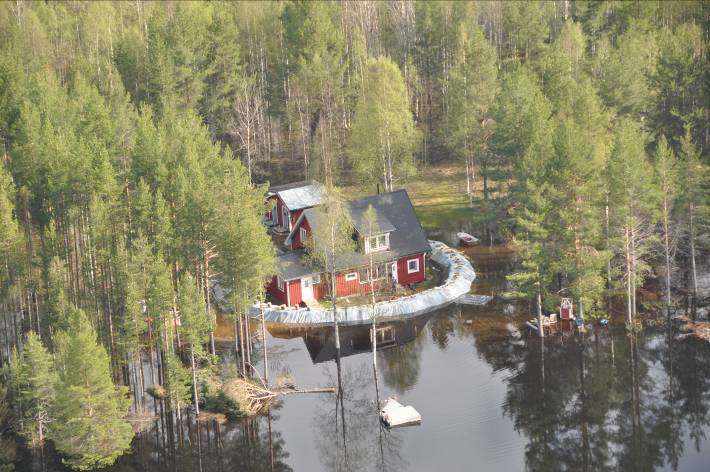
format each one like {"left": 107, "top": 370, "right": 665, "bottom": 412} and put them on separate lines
{"left": 608, "top": 120, "right": 659, "bottom": 323}
{"left": 50, "top": 309, "right": 133, "bottom": 470}
{"left": 9, "top": 332, "right": 56, "bottom": 448}
{"left": 652, "top": 135, "right": 680, "bottom": 315}
{"left": 177, "top": 273, "right": 211, "bottom": 414}
{"left": 0, "top": 383, "right": 16, "bottom": 472}
{"left": 677, "top": 128, "right": 709, "bottom": 310}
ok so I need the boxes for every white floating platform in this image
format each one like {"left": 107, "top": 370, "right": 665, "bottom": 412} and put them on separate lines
{"left": 380, "top": 397, "right": 421, "bottom": 428}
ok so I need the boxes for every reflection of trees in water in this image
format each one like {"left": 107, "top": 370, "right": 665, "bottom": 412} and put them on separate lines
{"left": 110, "top": 412, "right": 292, "bottom": 472}
{"left": 429, "top": 311, "right": 455, "bottom": 349}
{"left": 473, "top": 324, "right": 710, "bottom": 471}
{"left": 313, "top": 359, "right": 405, "bottom": 472}
{"left": 379, "top": 332, "right": 426, "bottom": 394}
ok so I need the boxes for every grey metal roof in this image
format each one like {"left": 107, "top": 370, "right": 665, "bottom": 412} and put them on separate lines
{"left": 276, "top": 182, "right": 326, "bottom": 210}
{"left": 266, "top": 180, "right": 313, "bottom": 197}
{"left": 294, "top": 190, "right": 430, "bottom": 269}
{"left": 277, "top": 249, "right": 320, "bottom": 281}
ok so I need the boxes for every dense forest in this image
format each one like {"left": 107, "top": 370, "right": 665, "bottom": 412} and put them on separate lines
{"left": 0, "top": 1, "right": 708, "bottom": 469}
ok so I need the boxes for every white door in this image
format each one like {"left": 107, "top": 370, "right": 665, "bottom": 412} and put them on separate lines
{"left": 301, "top": 277, "right": 314, "bottom": 302}
{"left": 391, "top": 263, "right": 398, "bottom": 283}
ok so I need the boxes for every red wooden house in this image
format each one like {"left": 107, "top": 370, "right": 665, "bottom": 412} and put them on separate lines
{"left": 264, "top": 180, "right": 326, "bottom": 233}
{"left": 267, "top": 189, "right": 431, "bottom": 307}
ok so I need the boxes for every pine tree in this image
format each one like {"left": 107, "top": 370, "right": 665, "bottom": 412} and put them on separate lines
{"left": 213, "top": 159, "right": 275, "bottom": 376}
{"left": 177, "top": 273, "right": 211, "bottom": 414}
{"left": 50, "top": 309, "right": 133, "bottom": 471}
{"left": 652, "top": 135, "right": 680, "bottom": 315}
{"left": 0, "top": 383, "right": 16, "bottom": 472}
{"left": 11, "top": 332, "right": 56, "bottom": 448}
{"left": 677, "top": 128, "right": 709, "bottom": 311}
{"left": 162, "top": 351, "right": 191, "bottom": 413}
{"left": 608, "top": 119, "right": 659, "bottom": 324}
{"left": 347, "top": 57, "right": 419, "bottom": 192}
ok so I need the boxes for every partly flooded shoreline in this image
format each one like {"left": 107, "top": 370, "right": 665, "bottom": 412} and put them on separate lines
{"left": 16, "top": 244, "right": 710, "bottom": 472}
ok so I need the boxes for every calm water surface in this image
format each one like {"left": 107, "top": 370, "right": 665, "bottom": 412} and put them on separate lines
{"left": 18, "top": 246, "right": 710, "bottom": 471}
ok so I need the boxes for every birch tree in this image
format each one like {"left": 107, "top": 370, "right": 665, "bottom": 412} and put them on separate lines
{"left": 231, "top": 77, "right": 264, "bottom": 183}
{"left": 348, "top": 57, "right": 418, "bottom": 192}
{"left": 303, "top": 186, "right": 354, "bottom": 352}
{"left": 447, "top": 19, "right": 498, "bottom": 205}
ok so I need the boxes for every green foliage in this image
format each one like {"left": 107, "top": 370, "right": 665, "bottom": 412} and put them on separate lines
{"left": 0, "top": 3, "right": 706, "bottom": 466}
{"left": 303, "top": 185, "right": 354, "bottom": 276}
{"left": 202, "top": 389, "right": 246, "bottom": 419}
{"left": 50, "top": 309, "right": 133, "bottom": 471}
{"left": 162, "top": 351, "right": 192, "bottom": 411}
{"left": 0, "top": 384, "right": 16, "bottom": 471}
{"left": 9, "top": 332, "right": 56, "bottom": 448}
{"left": 178, "top": 273, "right": 211, "bottom": 354}
{"left": 347, "top": 57, "right": 418, "bottom": 191}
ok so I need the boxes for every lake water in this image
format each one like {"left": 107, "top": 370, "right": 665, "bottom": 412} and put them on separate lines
{"left": 16, "top": 246, "right": 710, "bottom": 471}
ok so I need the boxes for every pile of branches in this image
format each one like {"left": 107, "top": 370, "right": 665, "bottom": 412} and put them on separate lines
{"left": 678, "top": 315, "right": 710, "bottom": 343}
{"left": 222, "top": 373, "right": 335, "bottom": 416}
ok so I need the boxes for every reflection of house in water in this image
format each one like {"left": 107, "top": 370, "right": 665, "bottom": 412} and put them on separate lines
{"left": 270, "top": 313, "right": 434, "bottom": 364}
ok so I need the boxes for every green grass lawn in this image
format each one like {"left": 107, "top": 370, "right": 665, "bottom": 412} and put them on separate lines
{"left": 342, "top": 163, "right": 476, "bottom": 231}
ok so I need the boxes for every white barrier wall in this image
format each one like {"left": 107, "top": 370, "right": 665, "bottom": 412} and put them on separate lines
{"left": 247, "top": 240, "right": 475, "bottom": 326}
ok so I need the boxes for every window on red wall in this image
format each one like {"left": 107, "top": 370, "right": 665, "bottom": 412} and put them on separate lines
{"left": 300, "top": 227, "right": 307, "bottom": 244}
{"left": 277, "top": 275, "right": 285, "bottom": 291}
{"left": 407, "top": 258, "right": 419, "bottom": 274}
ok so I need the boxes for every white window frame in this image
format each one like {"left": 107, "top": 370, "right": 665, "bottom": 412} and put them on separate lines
{"left": 300, "top": 227, "right": 307, "bottom": 244}
{"left": 345, "top": 272, "right": 358, "bottom": 282}
{"left": 277, "top": 275, "right": 285, "bottom": 291}
{"left": 365, "top": 233, "right": 389, "bottom": 254}
{"left": 407, "top": 258, "right": 420, "bottom": 274}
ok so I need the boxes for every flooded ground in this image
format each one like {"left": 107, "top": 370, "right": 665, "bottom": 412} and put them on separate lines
{"left": 16, "top": 244, "right": 710, "bottom": 471}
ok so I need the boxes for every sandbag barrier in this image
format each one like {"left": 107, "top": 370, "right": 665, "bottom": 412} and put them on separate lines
{"left": 246, "top": 240, "right": 476, "bottom": 327}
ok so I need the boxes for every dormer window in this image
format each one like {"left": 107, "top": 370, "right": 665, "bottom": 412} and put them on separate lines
{"left": 365, "top": 233, "right": 389, "bottom": 253}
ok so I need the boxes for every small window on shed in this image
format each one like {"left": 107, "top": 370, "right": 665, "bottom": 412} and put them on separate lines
{"left": 300, "top": 227, "right": 307, "bottom": 244}
{"left": 407, "top": 258, "right": 419, "bottom": 274}
{"left": 345, "top": 272, "right": 358, "bottom": 282}
{"left": 277, "top": 275, "right": 285, "bottom": 291}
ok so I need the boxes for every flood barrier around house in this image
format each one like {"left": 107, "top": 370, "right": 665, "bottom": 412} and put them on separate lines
{"left": 245, "top": 240, "right": 476, "bottom": 326}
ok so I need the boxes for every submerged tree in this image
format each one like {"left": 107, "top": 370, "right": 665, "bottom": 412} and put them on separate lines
{"left": 178, "top": 273, "right": 211, "bottom": 414}
{"left": 608, "top": 120, "right": 659, "bottom": 324}
{"left": 652, "top": 135, "right": 680, "bottom": 316}
{"left": 0, "top": 384, "right": 16, "bottom": 472}
{"left": 677, "top": 128, "right": 709, "bottom": 313}
{"left": 50, "top": 309, "right": 133, "bottom": 471}
{"left": 7, "top": 332, "right": 56, "bottom": 448}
